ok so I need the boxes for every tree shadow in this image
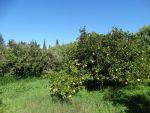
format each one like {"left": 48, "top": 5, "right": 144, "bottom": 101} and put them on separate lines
{"left": 83, "top": 79, "right": 123, "bottom": 91}
{"left": 125, "top": 95, "right": 150, "bottom": 113}
{"left": 83, "top": 79, "right": 102, "bottom": 91}
{"left": 84, "top": 79, "right": 150, "bottom": 113}
{"left": 104, "top": 89, "right": 150, "bottom": 113}
{"left": 0, "top": 99, "right": 4, "bottom": 113}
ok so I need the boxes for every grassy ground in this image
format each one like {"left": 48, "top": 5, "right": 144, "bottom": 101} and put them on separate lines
{"left": 0, "top": 76, "right": 150, "bottom": 113}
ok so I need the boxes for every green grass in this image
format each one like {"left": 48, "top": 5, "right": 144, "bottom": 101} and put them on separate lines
{"left": 0, "top": 77, "right": 150, "bottom": 113}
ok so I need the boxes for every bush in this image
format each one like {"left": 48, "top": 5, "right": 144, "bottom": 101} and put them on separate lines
{"left": 0, "top": 41, "right": 58, "bottom": 77}
{"left": 48, "top": 28, "right": 150, "bottom": 99}
{"left": 49, "top": 42, "right": 77, "bottom": 71}
{"left": 72, "top": 28, "right": 149, "bottom": 86}
{"left": 49, "top": 63, "right": 85, "bottom": 101}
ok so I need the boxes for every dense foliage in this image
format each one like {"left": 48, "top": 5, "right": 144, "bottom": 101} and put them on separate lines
{"left": 0, "top": 40, "right": 59, "bottom": 77}
{"left": 1, "top": 25, "right": 150, "bottom": 101}
{"left": 49, "top": 69, "right": 84, "bottom": 101}
{"left": 49, "top": 26, "right": 150, "bottom": 100}
{"left": 72, "top": 28, "right": 150, "bottom": 85}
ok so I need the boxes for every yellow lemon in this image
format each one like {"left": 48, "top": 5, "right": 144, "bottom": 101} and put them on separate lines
{"left": 91, "top": 60, "right": 95, "bottom": 63}
{"left": 76, "top": 63, "right": 80, "bottom": 66}
{"left": 97, "top": 77, "right": 100, "bottom": 80}
{"left": 84, "top": 64, "right": 87, "bottom": 67}
{"left": 81, "top": 77, "right": 84, "bottom": 80}
{"left": 137, "top": 79, "right": 140, "bottom": 82}
{"left": 68, "top": 95, "right": 72, "bottom": 98}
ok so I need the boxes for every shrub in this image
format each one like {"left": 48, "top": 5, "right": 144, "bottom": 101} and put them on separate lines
{"left": 49, "top": 42, "right": 78, "bottom": 71}
{"left": 1, "top": 41, "right": 58, "bottom": 77}
{"left": 72, "top": 28, "right": 149, "bottom": 86}
{"left": 48, "top": 27, "right": 150, "bottom": 101}
{"left": 49, "top": 63, "right": 85, "bottom": 101}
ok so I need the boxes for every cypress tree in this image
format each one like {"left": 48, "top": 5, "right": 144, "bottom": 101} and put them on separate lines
{"left": 43, "top": 40, "right": 47, "bottom": 49}
{"left": 56, "top": 39, "right": 59, "bottom": 46}
{"left": 49, "top": 44, "right": 51, "bottom": 48}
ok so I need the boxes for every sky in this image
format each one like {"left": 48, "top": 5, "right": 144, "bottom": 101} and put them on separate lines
{"left": 0, "top": 0, "right": 150, "bottom": 46}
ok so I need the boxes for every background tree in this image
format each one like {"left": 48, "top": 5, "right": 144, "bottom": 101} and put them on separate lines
{"left": 49, "top": 44, "right": 51, "bottom": 48}
{"left": 43, "top": 40, "right": 47, "bottom": 49}
{"left": 8, "top": 39, "right": 16, "bottom": 48}
{"left": 30, "top": 40, "right": 39, "bottom": 47}
{"left": 0, "top": 34, "right": 4, "bottom": 46}
{"left": 56, "top": 39, "right": 59, "bottom": 46}
{"left": 138, "top": 25, "right": 150, "bottom": 36}
{"left": 0, "top": 34, "right": 5, "bottom": 76}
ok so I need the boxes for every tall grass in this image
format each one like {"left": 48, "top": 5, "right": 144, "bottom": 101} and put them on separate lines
{"left": 0, "top": 77, "right": 150, "bottom": 113}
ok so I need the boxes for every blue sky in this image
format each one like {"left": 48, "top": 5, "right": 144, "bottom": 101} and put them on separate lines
{"left": 0, "top": 0, "right": 150, "bottom": 46}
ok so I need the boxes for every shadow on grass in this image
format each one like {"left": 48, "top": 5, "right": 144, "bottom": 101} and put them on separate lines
{"left": 83, "top": 79, "right": 123, "bottom": 91}
{"left": 83, "top": 79, "right": 150, "bottom": 113}
{"left": 0, "top": 76, "right": 17, "bottom": 86}
{"left": 0, "top": 99, "right": 4, "bottom": 113}
{"left": 104, "top": 89, "right": 150, "bottom": 113}
{"left": 125, "top": 95, "right": 150, "bottom": 113}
